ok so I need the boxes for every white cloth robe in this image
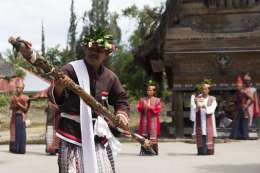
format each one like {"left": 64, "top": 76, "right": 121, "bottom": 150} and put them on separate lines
{"left": 190, "top": 94, "right": 196, "bottom": 122}
{"left": 244, "top": 87, "right": 258, "bottom": 126}
{"left": 191, "top": 96, "right": 218, "bottom": 137}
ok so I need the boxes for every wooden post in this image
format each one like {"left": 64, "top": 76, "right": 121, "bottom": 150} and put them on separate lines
{"left": 248, "top": 0, "right": 255, "bottom": 6}
{"left": 219, "top": 0, "right": 225, "bottom": 7}
{"left": 173, "top": 91, "right": 184, "bottom": 138}
{"left": 226, "top": 0, "right": 233, "bottom": 8}
{"left": 233, "top": 0, "right": 240, "bottom": 7}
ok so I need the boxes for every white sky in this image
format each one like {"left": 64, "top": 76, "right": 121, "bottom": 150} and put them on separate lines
{"left": 0, "top": 0, "right": 166, "bottom": 57}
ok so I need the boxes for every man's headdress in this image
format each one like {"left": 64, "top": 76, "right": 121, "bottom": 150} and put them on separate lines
{"left": 81, "top": 27, "right": 115, "bottom": 53}
{"left": 196, "top": 78, "right": 213, "bottom": 91}
{"left": 16, "top": 79, "right": 24, "bottom": 88}
{"left": 147, "top": 80, "right": 157, "bottom": 90}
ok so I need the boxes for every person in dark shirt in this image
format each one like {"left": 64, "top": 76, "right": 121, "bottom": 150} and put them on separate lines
{"left": 49, "top": 28, "right": 129, "bottom": 173}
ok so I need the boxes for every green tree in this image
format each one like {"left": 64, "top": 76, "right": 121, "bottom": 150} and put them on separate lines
{"left": 76, "top": 11, "right": 90, "bottom": 59}
{"left": 5, "top": 49, "right": 33, "bottom": 72}
{"left": 117, "top": 5, "right": 164, "bottom": 97}
{"left": 89, "top": 0, "right": 109, "bottom": 28}
{"left": 60, "top": 48, "right": 73, "bottom": 65}
{"left": 109, "top": 46, "right": 148, "bottom": 97}
{"left": 41, "top": 21, "right": 46, "bottom": 56}
{"left": 108, "top": 12, "right": 121, "bottom": 44}
{"left": 67, "top": 0, "right": 77, "bottom": 60}
{"left": 123, "top": 5, "right": 162, "bottom": 49}
{"left": 45, "top": 45, "right": 62, "bottom": 66}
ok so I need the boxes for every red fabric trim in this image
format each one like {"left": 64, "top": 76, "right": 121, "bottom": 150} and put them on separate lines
{"left": 56, "top": 129, "right": 81, "bottom": 143}
{"left": 206, "top": 114, "right": 214, "bottom": 151}
{"left": 65, "top": 112, "right": 80, "bottom": 116}
{"left": 137, "top": 100, "right": 144, "bottom": 135}
{"left": 253, "top": 92, "right": 260, "bottom": 117}
{"left": 195, "top": 110, "right": 203, "bottom": 148}
{"left": 245, "top": 88, "right": 260, "bottom": 117}
{"left": 136, "top": 98, "right": 161, "bottom": 136}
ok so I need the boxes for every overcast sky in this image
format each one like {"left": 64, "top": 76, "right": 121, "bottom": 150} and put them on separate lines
{"left": 0, "top": 0, "right": 165, "bottom": 57}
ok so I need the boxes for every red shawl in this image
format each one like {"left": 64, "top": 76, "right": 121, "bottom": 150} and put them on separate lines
{"left": 136, "top": 97, "right": 161, "bottom": 136}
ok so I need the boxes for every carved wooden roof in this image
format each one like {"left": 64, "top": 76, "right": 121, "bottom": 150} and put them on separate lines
{"left": 134, "top": 0, "right": 260, "bottom": 89}
{"left": 165, "top": 6, "right": 260, "bottom": 52}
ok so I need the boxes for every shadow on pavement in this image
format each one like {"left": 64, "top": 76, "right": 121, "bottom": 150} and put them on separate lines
{"left": 26, "top": 151, "right": 50, "bottom": 156}
{"left": 168, "top": 152, "right": 197, "bottom": 156}
{"left": 197, "top": 164, "right": 260, "bottom": 173}
{"left": 119, "top": 153, "right": 140, "bottom": 157}
{"left": 1, "top": 150, "right": 47, "bottom": 156}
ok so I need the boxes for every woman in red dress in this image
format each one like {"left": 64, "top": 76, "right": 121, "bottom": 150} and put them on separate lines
{"left": 137, "top": 82, "right": 161, "bottom": 155}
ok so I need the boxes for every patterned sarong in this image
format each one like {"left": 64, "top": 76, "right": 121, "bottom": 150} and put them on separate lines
{"left": 9, "top": 113, "right": 26, "bottom": 154}
{"left": 196, "top": 110, "right": 214, "bottom": 155}
{"left": 206, "top": 114, "right": 214, "bottom": 155}
{"left": 58, "top": 140, "right": 115, "bottom": 173}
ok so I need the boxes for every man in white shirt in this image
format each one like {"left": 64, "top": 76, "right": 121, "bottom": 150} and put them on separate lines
{"left": 192, "top": 83, "right": 217, "bottom": 155}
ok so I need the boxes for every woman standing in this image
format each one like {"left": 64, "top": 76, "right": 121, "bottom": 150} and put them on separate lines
{"left": 9, "top": 80, "right": 30, "bottom": 154}
{"left": 230, "top": 76, "right": 252, "bottom": 140}
{"left": 137, "top": 81, "right": 161, "bottom": 155}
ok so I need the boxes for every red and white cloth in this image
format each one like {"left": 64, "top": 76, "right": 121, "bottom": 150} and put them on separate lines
{"left": 244, "top": 87, "right": 260, "bottom": 126}
{"left": 136, "top": 97, "right": 161, "bottom": 143}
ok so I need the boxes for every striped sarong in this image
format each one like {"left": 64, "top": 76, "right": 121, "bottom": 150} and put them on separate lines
{"left": 58, "top": 140, "right": 115, "bottom": 173}
{"left": 196, "top": 110, "right": 215, "bottom": 155}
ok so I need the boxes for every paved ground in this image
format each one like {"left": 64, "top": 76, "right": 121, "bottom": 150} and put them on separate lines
{"left": 0, "top": 140, "right": 260, "bottom": 173}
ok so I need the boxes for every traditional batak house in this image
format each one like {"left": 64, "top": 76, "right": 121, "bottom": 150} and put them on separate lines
{"left": 135, "top": 0, "right": 260, "bottom": 137}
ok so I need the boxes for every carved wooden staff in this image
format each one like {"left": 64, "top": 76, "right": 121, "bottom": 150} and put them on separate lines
{"left": 8, "top": 36, "right": 156, "bottom": 155}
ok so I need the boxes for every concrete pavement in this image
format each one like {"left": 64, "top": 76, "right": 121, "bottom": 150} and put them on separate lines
{"left": 0, "top": 140, "right": 260, "bottom": 173}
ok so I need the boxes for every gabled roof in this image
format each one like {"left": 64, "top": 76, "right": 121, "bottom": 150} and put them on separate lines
{"left": 21, "top": 68, "right": 50, "bottom": 93}
{"left": 0, "top": 68, "right": 50, "bottom": 93}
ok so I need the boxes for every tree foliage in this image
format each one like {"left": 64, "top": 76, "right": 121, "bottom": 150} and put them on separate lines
{"left": 108, "top": 46, "right": 147, "bottom": 97}
{"left": 45, "top": 45, "right": 63, "bottom": 66}
{"left": 41, "top": 21, "right": 46, "bottom": 57}
{"left": 123, "top": 5, "right": 162, "bottom": 49}
{"left": 108, "top": 12, "right": 121, "bottom": 44}
{"left": 5, "top": 49, "right": 33, "bottom": 72}
{"left": 89, "top": 0, "right": 109, "bottom": 28}
{"left": 67, "top": 0, "right": 77, "bottom": 60}
{"left": 108, "top": 5, "right": 164, "bottom": 97}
